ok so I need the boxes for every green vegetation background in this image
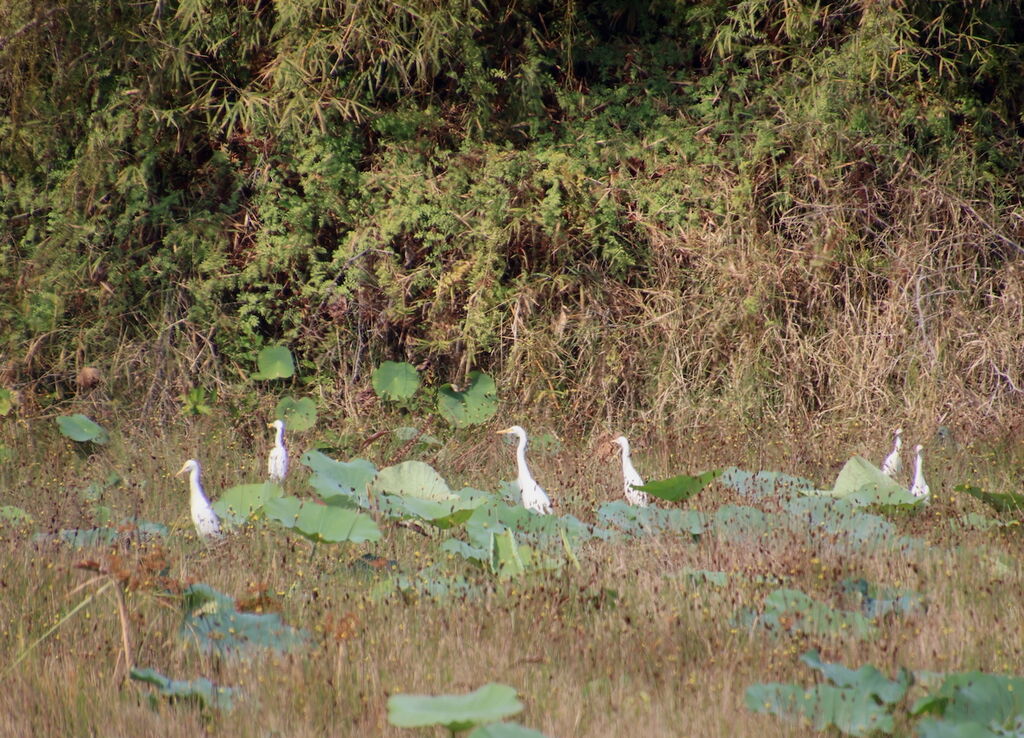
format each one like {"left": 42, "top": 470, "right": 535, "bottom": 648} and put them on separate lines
{"left": 3, "top": 0, "right": 1023, "bottom": 436}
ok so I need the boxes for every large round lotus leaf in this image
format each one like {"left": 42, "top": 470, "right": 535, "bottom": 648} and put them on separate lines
{"left": 822, "top": 456, "right": 919, "bottom": 505}
{"left": 371, "top": 461, "right": 454, "bottom": 501}
{"left": 637, "top": 468, "right": 722, "bottom": 502}
{"left": 56, "top": 414, "right": 109, "bottom": 444}
{"left": 264, "top": 495, "right": 380, "bottom": 543}
{"left": 372, "top": 361, "right": 420, "bottom": 401}
{"left": 301, "top": 450, "right": 377, "bottom": 504}
{"left": 130, "top": 667, "right": 236, "bottom": 711}
{"left": 274, "top": 396, "right": 317, "bottom": 431}
{"left": 437, "top": 371, "right": 497, "bottom": 427}
{"left": 468, "top": 722, "right": 549, "bottom": 738}
{"left": 251, "top": 345, "right": 295, "bottom": 380}
{"left": 387, "top": 683, "right": 523, "bottom": 731}
{"left": 212, "top": 482, "right": 283, "bottom": 525}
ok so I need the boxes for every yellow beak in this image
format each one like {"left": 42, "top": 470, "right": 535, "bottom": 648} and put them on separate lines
{"left": 175, "top": 463, "right": 190, "bottom": 477}
{"left": 495, "top": 427, "right": 515, "bottom": 435}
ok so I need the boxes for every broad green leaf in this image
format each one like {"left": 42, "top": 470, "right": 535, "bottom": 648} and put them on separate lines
{"left": 56, "top": 414, "right": 109, "bottom": 444}
{"left": 394, "top": 426, "right": 443, "bottom": 446}
{"left": 371, "top": 460, "right": 454, "bottom": 501}
{"left": 302, "top": 450, "right": 377, "bottom": 504}
{"left": 956, "top": 484, "right": 1024, "bottom": 515}
{"left": 212, "top": 482, "right": 283, "bottom": 525}
{"left": 597, "top": 501, "right": 705, "bottom": 537}
{"left": 746, "top": 682, "right": 895, "bottom": 736}
{"left": 437, "top": 371, "right": 497, "bottom": 427}
{"left": 815, "top": 456, "right": 920, "bottom": 506}
{"left": 0, "top": 505, "right": 32, "bottom": 525}
{"left": 468, "top": 722, "right": 549, "bottom": 737}
{"left": 739, "top": 588, "right": 875, "bottom": 639}
{"left": 372, "top": 361, "right": 420, "bottom": 401}
{"left": 801, "top": 650, "right": 910, "bottom": 705}
{"left": 0, "top": 388, "right": 12, "bottom": 416}
{"left": 841, "top": 578, "right": 924, "bottom": 618}
{"left": 388, "top": 683, "right": 523, "bottom": 731}
{"left": 718, "top": 467, "right": 820, "bottom": 500}
{"left": 377, "top": 494, "right": 484, "bottom": 529}
{"left": 130, "top": 667, "right": 235, "bottom": 710}
{"left": 636, "top": 468, "right": 722, "bottom": 502}
{"left": 264, "top": 496, "right": 381, "bottom": 543}
{"left": 181, "top": 583, "right": 308, "bottom": 655}
{"left": 274, "top": 396, "right": 317, "bottom": 431}
{"left": 251, "top": 345, "right": 295, "bottom": 380}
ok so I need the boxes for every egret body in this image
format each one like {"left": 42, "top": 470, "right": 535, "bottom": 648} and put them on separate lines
{"left": 881, "top": 428, "right": 903, "bottom": 478}
{"left": 613, "top": 436, "right": 648, "bottom": 507}
{"left": 496, "top": 425, "right": 552, "bottom": 515}
{"left": 267, "top": 419, "right": 288, "bottom": 483}
{"left": 910, "top": 444, "right": 930, "bottom": 500}
{"left": 176, "top": 459, "right": 222, "bottom": 539}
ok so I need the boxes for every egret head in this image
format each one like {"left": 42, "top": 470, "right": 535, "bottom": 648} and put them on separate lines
{"left": 496, "top": 425, "right": 526, "bottom": 440}
{"left": 176, "top": 459, "right": 200, "bottom": 477}
{"left": 894, "top": 428, "right": 902, "bottom": 437}
{"left": 269, "top": 419, "right": 285, "bottom": 431}
{"left": 613, "top": 435, "right": 629, "bottom": 450}
{"left": 915, "top": 444, "right": 923, "bottom": 454}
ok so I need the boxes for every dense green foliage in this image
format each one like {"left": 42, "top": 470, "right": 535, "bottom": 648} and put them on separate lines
{"left": 3, "top": 0, "right": 1023, "bottom": 427}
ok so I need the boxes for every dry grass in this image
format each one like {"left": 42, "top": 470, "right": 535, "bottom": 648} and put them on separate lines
{"left": 1, "top": 412, "right": 1023, "bottom": 736}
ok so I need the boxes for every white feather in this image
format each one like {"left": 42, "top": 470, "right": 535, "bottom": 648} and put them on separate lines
{"left": 910, "top": 444, "right": 930, "bottom": 500}
{"left": 881, "top": 428, "right": 903, "bottom": 478}
{"left": 177, "top": 459, "right": 222, "bottom": 540}
{"left": 497, "top": 425, "right": 552, "bottom": 515}
{"left": 267, "top": 419, "right": 288, "bottom": 483}
{"left": 613, "top": 436, "right": 648, "bottom": 507}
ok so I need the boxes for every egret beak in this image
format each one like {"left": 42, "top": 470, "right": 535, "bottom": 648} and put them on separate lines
{"left": 267, "top": 422, "right": 275, "bottom": 428}
{"left": 495, "top": 427, "right": 514, "bottom": 435}
{"left": 175, "top": 462, "right": 190, "bottom": 477}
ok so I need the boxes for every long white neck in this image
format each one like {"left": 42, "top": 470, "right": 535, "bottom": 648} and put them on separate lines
{"left": 620, "top": 443, "right": 634, "bottom": 474}
{"left": 515, "top": 432, "right": 530, "bottom": 482}
{"left": 914, "top": 451, "right": 923, "bottom": 478}
{"left": 189, "top": 466, "right": 207, "bottom": 503}
{"left": 894, "top": 435, "right": 902, "bottom": 453}
{"left": 275, "top": 424, "right": 285, "bottom": 446}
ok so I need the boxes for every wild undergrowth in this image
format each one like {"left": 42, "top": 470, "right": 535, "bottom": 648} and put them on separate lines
{"left": 2, "top": 1, "right": 1023, "bottom": 441}
{"left": 1, "top": 412, "right": 1023, "bottom": 736}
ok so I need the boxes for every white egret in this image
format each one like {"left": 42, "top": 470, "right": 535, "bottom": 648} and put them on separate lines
{"left": 910, "top": 444, "right": 930, "bottom": 500}
{"left": 176, "top": 459, "right": 222, "bottom": 540}
{"left": 267, "top": 419, "right": 288, "bottom": 483}
{"left": 496, "top": 425, "right": 552, "bottom": 515}
{"left": 613, "top": 435, "right": 648, "bottom": 507}
{"left": 881, "top": 428, "right": 903, "bottom": 478}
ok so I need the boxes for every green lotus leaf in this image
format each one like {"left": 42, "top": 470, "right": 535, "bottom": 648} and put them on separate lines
{"left": 56, "top": 414, "right": 109, "bottom": 444}
{"left": 437, "top": 371, "right": 497, "bottom": 427}
{"left": 371, "top": 460, "right": 455, "bottom": 501}
{"left": 274, "top": 396, "right": 317, "bottom": 431}
{"left": 264, "top": 495, "right": 381, "bottom": 543}
{"left": 372, "top": 361, "right": 421, "bottom": 401}
{"left": 212, "top": 482, "right": 283, "bottom": 525}
{"left": 251, "top": 345, "right": 295, "bottom": 380}
{"left": 388, "top": 683, "right": 523, "bottom": 732}
{"left": 130, "top": 667, "right": 235, "bottom": 710}
{"left": 636, "top": 468, "right": 722, "bottom": 502}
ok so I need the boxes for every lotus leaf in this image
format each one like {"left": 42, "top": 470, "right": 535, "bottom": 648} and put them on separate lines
{"left": 437, "top": 370, "right": 498, "bottom": 427}
{"left": 372, "top": 361, "right": 421, "bottom": 401}
{"left": 597, "top": 501, "right": 705, "bottom": 538}
{"left": 130, "top": 667, "right": 235, "bottom": 710}
{"left": 212, "top": 482, "right": 283, "bottom": 525}
{"left": 718, "top": 467, "right": 820, "bottom": 500}
{"left": 264, "top": 496, "right": 381, "bottom": 543}
{"left": 56, "top": 414, "right": 109, "bottom": 444}
{"left": 302, "top": 450, "right": 377, "bottom": 505}
{"left": 274, "top": 396, "right": 317, "bottom": 431}
{"left": 956, "top": 484, "right": 1024, "bottom": 515}
{"left": 251, "top": 345, "right": 295, "bottom": 380}
{"left": 636, "top": 468, "right": 722, "bottom": 502}
{"left": 468, "top": 723, "right": 549, "bottom": 738}
{"left": 387, "top": 683, "right": 523, "bottom": 731}
{"left": 820, "top": 456, "right": 921, "bottom": 506}
{"left": 181, "top": 583, "right": 308, "bottom": 655}
{"left": 370, "top": 460, "right": 455, "bottom": 501}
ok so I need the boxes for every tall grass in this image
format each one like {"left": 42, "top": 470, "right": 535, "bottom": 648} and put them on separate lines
{"left": 1, "top": 414, "right": 1022, "bottom": 735}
